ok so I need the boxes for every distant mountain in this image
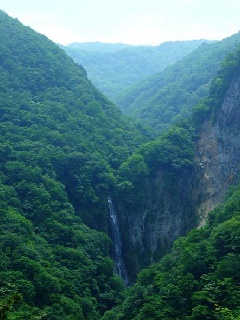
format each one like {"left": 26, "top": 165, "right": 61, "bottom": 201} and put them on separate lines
{"left": 61, "top": 40, "right": 209, "bottom": 102}
{"left": 67, "top": 41, "right": 131, "bottom": 53}
{"left": 101, "top": 45, "right": 240, "bottom": 319}
{"left": 116, "top": 32, "right": 240, "bottom": 132}
{"left": 3, "top": 8, "right": 240, "bottom": 320}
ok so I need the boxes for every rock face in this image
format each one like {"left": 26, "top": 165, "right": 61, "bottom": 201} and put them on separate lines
{"left": 195, "top": 75, "right": 240, "bottom": 225}
{"left": 115, "top": 167, "right": 197, "bottom": 280}
{"left": 116, "top": 74, "right": 240, "bottom": 282}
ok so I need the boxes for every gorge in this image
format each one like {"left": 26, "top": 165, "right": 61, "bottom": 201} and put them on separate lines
{"left": 111, "top": 54, "right": 240, "bottom": 280}
{"left": 1, "top": 9, "right": 240, "bottom": 319}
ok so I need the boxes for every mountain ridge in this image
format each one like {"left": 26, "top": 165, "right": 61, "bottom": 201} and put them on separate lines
{"left": 0, "top": 10, "right": 151, "bottom": 318}
{"left": 116, "top": 32, "right": 240, "bottom": 133}
{"left": 62, "top": 39, "right": 209, "bottom": 102}
{"left": 100, "top": 44, "right": 240, "bottom": 320}
{"left": 1, "top": 9, "right": 240, "bottom": 320}
{"left": 111, "top": 47, "right": 240, "bottom": 280}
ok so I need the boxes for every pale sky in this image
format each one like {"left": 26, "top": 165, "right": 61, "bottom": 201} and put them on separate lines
{"left": 1, "top": 0, "right": 240, "bottom": 45}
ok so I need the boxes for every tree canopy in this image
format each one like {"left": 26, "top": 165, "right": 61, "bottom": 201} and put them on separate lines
{"left": 1, "top": 8, "right": 240, "bottom": 320}
{"left": 116, "top": 32, "right": 240, "bottom": 133}
{"left": 62, "top": 40, "right": 207, "bottom": 103}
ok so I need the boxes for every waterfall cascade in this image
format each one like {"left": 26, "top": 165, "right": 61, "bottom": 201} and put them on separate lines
{"left": 108, "top": 197, "right": 128, "bottom": 284}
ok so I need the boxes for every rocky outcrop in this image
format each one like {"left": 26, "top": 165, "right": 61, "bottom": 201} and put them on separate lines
{"left": 115, "top": 167, "right": 197, "bottom": 280}
{"left": 195, "top": 75, "right": 240, "bottom": 225}
{"left": 115, "top": 74, "right": 240, "bottom": 282}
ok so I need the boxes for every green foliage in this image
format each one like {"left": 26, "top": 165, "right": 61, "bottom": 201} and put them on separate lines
{"left": 2, "top": 8, "right": 240, "bottom": 320}
{"left": 209, "top": 47, "right": 240, "bottom": 115}
{"left": 119, "top": 154, "right": 149, "bottom": 181}
{"left": 62, "top": 40, "right": 206, "bottom": 103}
{"left": 107, "top": 185, "right": 240, "bottom": 319}
{"left": 0, "top": 10, "right": 148, "bottom": 319}
{"left": 117, "top": 124, "right": 194, "bottom": 192}
{"left": 117, "top": 32, "right": 240, "bottom": 133}
{"left": 0, "top": 10, "right": 152, "bottom": 229}
{"left": 0, "top": 180, "right": 126, "bottom": 319}
{"left": 0, "top": 292, "right": 22, "bottom": 320}
{"left": 140, "top": 126, "right": 195, "bottom": 170}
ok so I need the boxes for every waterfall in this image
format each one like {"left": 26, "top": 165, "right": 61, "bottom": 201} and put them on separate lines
{"left": 108, "top": 197, "right": 128, "bottom": 284}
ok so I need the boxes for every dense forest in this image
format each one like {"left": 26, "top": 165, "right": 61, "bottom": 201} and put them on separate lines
{"left": 102, "top": 184, "right": 240, "bottom": 319}
{"left": 62, "top": 40, "right": 206, "bottom": 103}
{"left": 101, "top": 40, "right": 240, "bottom": 320}
{"left": 1, "top": 9, "right": 240, "bottom": 320}
{"left": 0, "top": 11, "right": 152, "bottom": 319}
{"left": 116, "top": 32, "right": 240, "bottom": 132}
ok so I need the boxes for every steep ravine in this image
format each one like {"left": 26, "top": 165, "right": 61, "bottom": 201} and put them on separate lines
{"left": 115, "top": 74, "right": 240, "bottom": 282}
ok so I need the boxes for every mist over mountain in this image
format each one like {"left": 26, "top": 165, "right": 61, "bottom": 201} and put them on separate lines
{"left": 116, "top": 32, "right": 240, "bottom": 132}
{"left": 62, "top": 40, "right": 208, "bottom": 103}
{"left": 67, "top": 42, "right": 132, "bottom": 53}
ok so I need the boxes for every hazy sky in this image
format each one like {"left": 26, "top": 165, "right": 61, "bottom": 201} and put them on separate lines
{"left": 1, "top": 0, "right": 240, "bottom": 45}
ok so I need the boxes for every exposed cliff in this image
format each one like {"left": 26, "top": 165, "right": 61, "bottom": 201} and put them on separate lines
{"left": 116, "top": 167, "right": 197, "bottom": 280}
{"left": 115, "top": 70, "right": 240, "bottom": 282}
{"left": 195, "top": 74, "right": 240, "bottom": 225}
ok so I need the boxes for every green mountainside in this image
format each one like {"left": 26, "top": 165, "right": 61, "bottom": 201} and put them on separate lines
{"left": 117, "top": 32, "right": 240, "bottom": 132}
{"left": 102, "top": 185, "right": 240, "bottom": 320}
{"left": 0, "top": 11, "right": 152, "bottom": 319}
{"left": 101, "top": 42, "right": 240, "bottom": 320}
{"left": 1, "top": 8, "right": 240, "bottom": 320}
{"left": 62, "top": 40, "right": 207, "bottom": 102}
{"left": 108, "top": 45, "right": 240, "bottom": 281}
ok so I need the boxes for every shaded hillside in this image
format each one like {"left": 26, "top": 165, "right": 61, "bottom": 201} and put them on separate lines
{"left": 0, "top": 10, "right": 152, "bottom": 319}
{"left": 111, "top": 45, "right": 240, "bottom": 281}
{"left": 102, "top": 184, "right": 240, "bottom": 320}
{"left": 62, "top": 40, "right": 207, "bottom": 102}
{"left": 0, "top": 10, "right": 152, "bottom": 228}
{"left": 117, "top": 32, "right": 240, "bottom": 133}
{"left": 2, "top": 8, "right": 240, "bottom": 320}
{"left": 101, "top": 42, "right": 240, "bottom": 320}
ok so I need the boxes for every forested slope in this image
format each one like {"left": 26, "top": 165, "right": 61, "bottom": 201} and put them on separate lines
{"left": 0, "top": 11, "right": 152, "bottom": 319}
{"left": 117, "top": 32, "right": 240, "bottom": 132}
{"left": 102, "top": 185, "right": 240, "bottom": 320}
{"left": 2, "top": 8, "right": 240, "bottom": 320}
{"left": 101, "top": 42, "right": 240, "bottom": 320}
{"left": 108, "top": 41, "right": 240, "bottom": 281}
{"left": 62, "top": 40, "right": 206, "bottom": 102}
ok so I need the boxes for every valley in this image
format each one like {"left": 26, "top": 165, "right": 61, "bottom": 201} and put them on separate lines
{"left": 0, "top": 9, "right": 240, "bottom": 320}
